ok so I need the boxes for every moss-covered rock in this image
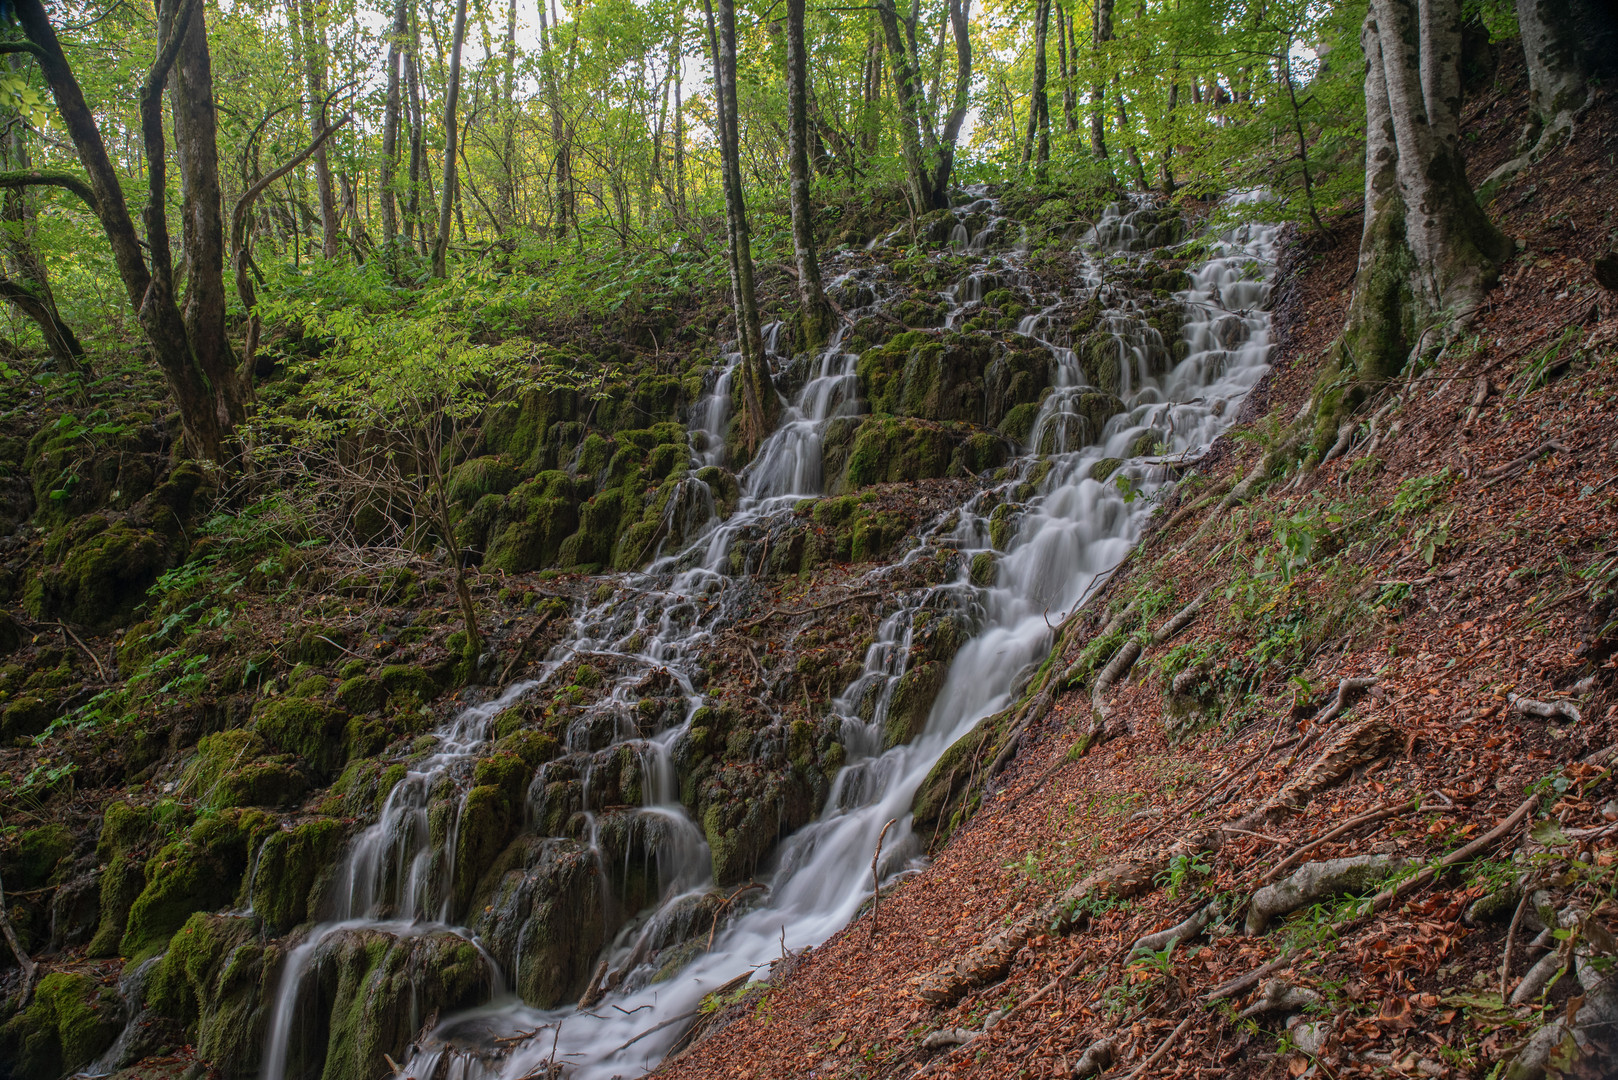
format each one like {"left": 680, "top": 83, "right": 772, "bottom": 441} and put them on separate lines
{"left": 378, "top": 663, "right": 439, "bottom": 701}
{"left": 120, "top": 808, "right": 272, "bottom": 962}
{"left": 87, "top": 801, "right": 158, "bottom": 958}
{"left": 281, "top": 927, "right": 492, "bottom": 1080}
{"left": 446, "top": 456, "right": 520, "bottom": 508}
{"left": 180, "top": 730, "right": 309, "bottom": 810}
{"left": 145, "top": 911, "right": 275, "bottom": 1079}
{"left": 250, "top": 817, "right": 344, "bottom": 933}
{"left": 254, "top": 698, "right": 353, "bottom": 779}
{"left": 450, "top": 783, "right": 519, "bottom": 918}
{"left": 467, "top": 835, "right": 605, "bottom": 1008}
{"left": 911, "top": 714, "right": 997, "bottom": 832}
{"left": 0, "top": 970, "right": 123, "bottom": 1079}
{"left": 26, "top": 520, "right": 167, "bottom": 630}
{"left": 332, "top": 675, "right": 387, "bottom": 714}
{"left": 838, "top": 416, "right": 954, "bottom": 491}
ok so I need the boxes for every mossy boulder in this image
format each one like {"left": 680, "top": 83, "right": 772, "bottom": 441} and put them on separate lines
{"left": 378, "top": 663, "right": 439, "bottom": 701}
{"left": 445, "top": 456, "right": 520, "bottom": 508}
{"left": 697, "top": 766, "right": 818, "bottom": 886}
{"left": 838, "top": 416, "right": 954, "bottom": 492}
{"left": 180, "top": 730, "right": 309, "bottom": 810}
{"left": 25, "top": 519, "right": 167, "bottom": 630}
{"left": 5, "top": 823, "right": 74, "bottom": 890}
{"left": 120, "top": 808, "right": 273, "bottom": 962}
{"left": 450, "top": 780, "right": 521, "bottom": 918}
{"left": 254, "top": 698, "right": 354, "bottom": 780}
{"left": 145, "top": 911, "right": 275, "bottom": 1079}
{"left": 279, "top": 927, "right": 492, "bottom": 1080}
{"left": 87, "top": 800, "right": 158, "bottom": 957}
{"left": 467, "top": 835, "right": 605, "bottom": 1008}
{"left": 911, "top": 713, "right": 997, "bottom": 832}
{"left": 251, "top": 817, "right": 344, "bottom": 933}
{"left": 0, "top": 971, "right": 123, "bottom": 1079}
{"left": 333, "top": 675, "right": 387, "bottom": 714}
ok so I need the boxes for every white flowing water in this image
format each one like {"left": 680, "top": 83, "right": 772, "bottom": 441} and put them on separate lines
{"left": 259, "top": 196, "right": 1278, "bottom": 1080}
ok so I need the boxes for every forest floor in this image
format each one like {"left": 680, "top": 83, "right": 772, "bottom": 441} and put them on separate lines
{"left": 656, "top": 73, "right": 1618, "bottom": 1080}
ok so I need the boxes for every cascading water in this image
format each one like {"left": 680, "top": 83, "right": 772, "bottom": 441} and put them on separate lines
{"left": 257, "top": 194, "right": 1278, "bottom": 1080}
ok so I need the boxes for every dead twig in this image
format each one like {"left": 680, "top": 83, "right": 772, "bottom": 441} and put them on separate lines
{"left": 0, "top": 867, "right": 37, "bottom": 1006}
{"left": 1124, "top": 1014, "right": 1195, "bottom": 1079}
{"left": 1257, "top": 798, "right": 1414, "bottom": 886}
{"left": 1482, "top": 439, "right": 1573, "bottom": 487}
{"left": 869, "top": 818, "right": 896, "bottom": 942}
{"left": 1370, "top": 793, "right": 1537, "bottom": 913}
{"left": 707, "top": 882, "right": 764, "bottom": 950}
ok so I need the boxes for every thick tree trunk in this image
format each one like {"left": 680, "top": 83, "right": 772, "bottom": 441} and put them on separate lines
{"left": 379, "top": 0, "right": 408, "bottom": 248}
{"left": 703, "top": 0, "right": 775, "bottom": 453}
{"left": 431, "top": 0, "right": 468, "bottom": 278}
{"left": 786, "top": 0, "right": 830, "bottom": 349}
{"left": 290, "top": 0, "right": 339, "bottom": 259}
{"left": 1328, "top": 0, "right": 1512, "bottom": 446}
{"left": 1513, "top": 0, "right": 1590, "bottom": 158}
{"left": 1089, "top": 0, "right": 1112, "bottom": 158}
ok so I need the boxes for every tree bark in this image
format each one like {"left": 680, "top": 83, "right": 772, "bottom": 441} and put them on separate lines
{"left": 786, "top": 0, "right": 830, "bottom": 349}
{"left": 539, "top": 0, "right": 574, "bottom": 241}
{"left": 1329, "top": 0, "right": 1512, "bottom": 444}
{"left": 14, "top": 0, "right": 244, "bottom": 460}
{"left": 406, "top": 43, "right": 426, "bottom": 252}
{"left": 929, "top": 0, "right": 971, "bottom": 199}
{"left": 1056, "top": 2, "right": 1077, "bottom": 135}
{"left": 1089, "top": 0, "right": 1112, "bottom": 158}
{"left": 1022, "top": 0, "right": 1050, "bottom": 167}
{"left": 702, "top": 0, "right": 775, "bottom": 453}
{"left": 497, "top": 0, "right": 518, "bottom": 232}
{"left": 431, "top": 0, "right": 469, "bottom": 277}
{"left": 379, "top": 0, "right": 409, "bottom": 247}
{"left": 875, "top": 0, "right": 938, "bottom": 211}
{"left": 1514, "top": 0, "right": 1590, "bottom": 154}
{"left": 0, "top": 98, "right": 85, "bottom": 373}
{"left": 290, "top": 0, "right": 340, "bottom": 259}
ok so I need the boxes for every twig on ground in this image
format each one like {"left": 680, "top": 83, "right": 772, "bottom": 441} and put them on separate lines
{"left": 1124, "top": 1014, "right": 1195, "bottom": 1080}
{"left": 869, "top": 818, "right": 896, "bottom": 942}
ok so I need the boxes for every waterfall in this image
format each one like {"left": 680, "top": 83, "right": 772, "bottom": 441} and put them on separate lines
{"left": 262, "top": 194, "right": 1279, "bottom": 1080}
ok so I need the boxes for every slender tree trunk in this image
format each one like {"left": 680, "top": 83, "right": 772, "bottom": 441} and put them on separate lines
{"left": 290, "top": 0, "right": 339, "bottom": 258}
{"left": 929, "top": 0, "right": 971, "bottom": 198}
{"left": 1118, "top": 86, "right": 1145, "bottom": 187}
{"left": 432, "top": 0, "right": 469, "bottom": 277}
{"left": 702, "top": 0, "right": 775, "bottom": 453}
{"left": 0, "top": 104, "right": 84, "bottom": 372}
{"left": 1090, "top": 0, "right": 1112, "bottom": 158}
{"left": 379, "top": 0, "right": 408, "bottom": 248}
{"left": 859, "top": 32, "right": 883, "bottom": 169}
{"left": 786, "top": 0, "right": 830, "bottom": 348}
{"left": 406, "top": 44, "right": 426, "bottom": 252}
{"left": 539, "top": 0, "right": 574, "bottom": 240}
{"left": 497, "top": 0, "right": 517, "bottom": 232}
{"left": 875, "top": 0, "right": 939, "bottom": 211}
{"left": 673, "top": 39, "right": 688, "bottom": 223}
{"left": 1478, "top": 0, "right": 1595, "bottom": 192}
{"left": 1056, "top": 3, "right": 1077, "bottom": 135}
{"left": 1022, "top": 0, "right": 1050, "bottom": 167}
{"left": 1160, "top": 60, "right": 1178, "bottom": 193}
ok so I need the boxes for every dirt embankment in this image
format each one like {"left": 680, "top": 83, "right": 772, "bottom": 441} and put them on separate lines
{"left": 659, "top": 63, "right": 1618, "bottom": 1080}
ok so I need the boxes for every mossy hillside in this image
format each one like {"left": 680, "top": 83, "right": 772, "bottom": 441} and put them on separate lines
{"left": 251, "top": 817, "right": 345, "bottom": 932}
{"left": 468, "top": 835, "right": 606, "bottom": 1008}
{"left": 24, "top": 518, "right": 169, "bottom": 631}
{"left": 856, "top": 332, "right": 1050, "bottom": 431}
{"left": 119, "top": 807, "right": 274, "bottom": 962}
{"left": 0, "top": 971, "right": 124, "bottom": 1080}
{"left": 145, "top": 911, "right": 275, "bottom": 1080}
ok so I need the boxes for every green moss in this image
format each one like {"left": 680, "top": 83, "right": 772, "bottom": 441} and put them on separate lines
{"left": 26, "top": 520, "right": 167, "bottom": 630}
{"left": 333, "top": 675, "right": 387, "bottom": 713}
{"left": 446, "top": 456, "right": 520, "bottom": 508}
{"left": 120, "top": 808, "right": 273, "bottom": 962}
{"left": 87, "top": 801, "right": 157, "bottom": 957}
{"left": 9, "top": 823, "right": 73, "bottom": 889}
{"left": 452, "top": 786, "right": 517, "bottom": 917}
{"left": 255, "top": 698, "right": 353, "bottom": 778}
{"left": 180, "top": 729, "right": 309, "bottom": 810}
{"left": 378, "top": 663, "right": 440, "bottom": 700}
{"left": 492, "top": 729, "right": 559, "bottom": 770}
{"left": 145, "top": 911, "right": 271, "bottom": 1078}
{"left": 970, "top": 551, "right": 998, "bottom": 588}
{"left": 0, "top": 970, "right": 123, "bottom": 1079}
{"left": 841, "top": 416, "right": 953, "bottom": 490}
{"left": 292, "top": 674, "right": 331, "bottom": 698}
{"left": 883, "top": 662, "right": 947, "bottom": 748}
{"left": 998, "top": 402, "right": 1041, "bottom": 443}
{"left": 911, "top": 714, "right": 996, "bottom": 833}
{"left": 251, "top": 818, "right": 343, "bottom": 933}
{"left": 1090, "top": 457, "right": 1123, "bottom": 481}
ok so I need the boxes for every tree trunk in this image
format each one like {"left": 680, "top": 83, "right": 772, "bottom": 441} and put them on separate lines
{"left": 0, "top": 103, "right": 85, "bottom": 373}
{"left": 431, "top": 0, "right": 468, "bottom": 278}
{"left": 1089, "top": 0, "right": 1113, "bottom": 158}
{"left": 786, "top": 0, "right": 830, "bottom": 349}
{"left": 1022, "top": 0, "right": 1050, "bottom": 167}
{"left": 406, "top": 45, "right": 426, "bottom": 252}
{"left": 379, "top": 0, "right": 408, "bottom": 248}
{"left": 875, "top": 0, "right": 939, "bottom": 211}
{"left": 702, "top": 0, "right": 775, "bottom": 453}
{"left": 673, "top": 40, "right": 688, "bottom": 223}
{"left": 497, "top": 0, "right": 518, "bottom": 232}
{"left": 539, "top": 0, "right": 574, "bottom": 240}
{"left": 928, "top": 0, "right": 971, "bottom": 199}
{"left": 13, "top": 0, "right": 243, "bottom": 460}
{"left": 290, "top": 0, "right": 339, "bottom": 259}
{"left": 1327, "top": 0, "right": 1512, "bottom": 444}
{"left": 1056, "top": 3, "right": 1077, "bottom": 135}
{"left": 1514, "top": 0, "right": 1590, "bottom": 156}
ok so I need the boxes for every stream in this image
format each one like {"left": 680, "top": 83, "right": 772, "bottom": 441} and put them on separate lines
{"left": 254, "top": 193, "right": 1280, "bottom": 1080}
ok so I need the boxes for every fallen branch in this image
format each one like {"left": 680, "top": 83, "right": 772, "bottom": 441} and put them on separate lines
{"left": 1124, "top": 1014, "right": 1195, "bottom": 1080}
{"left": 499, "top": 610, "right": 558, "bottom": 685}
{"left": 1205, "top": 948, "right": 1298, "bottom": 1003}
{"left": 707, "top": 882, "right": 765, "bottom": 950}
{"left": 1257, "top": 798, "right": 1413, "bottom": 886}
{"left": 1482, "top": 439, "right": 1572, "bottom": 487}
{"left": 869, "top": 818, "right": 896, "bottom": 941}
{"left": 1369, "top": 793, "right": 1537, "bottom": 913}
{"left": 0, "top": 867, "right": 37, "bottom": 1006}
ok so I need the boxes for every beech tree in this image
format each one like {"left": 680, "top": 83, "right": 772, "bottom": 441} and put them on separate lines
{"left": 1326, "top": 0, "right": 1512, "bottom": 434}
{"left": 786, "top": 0, "right": 831, "bottom": 349}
